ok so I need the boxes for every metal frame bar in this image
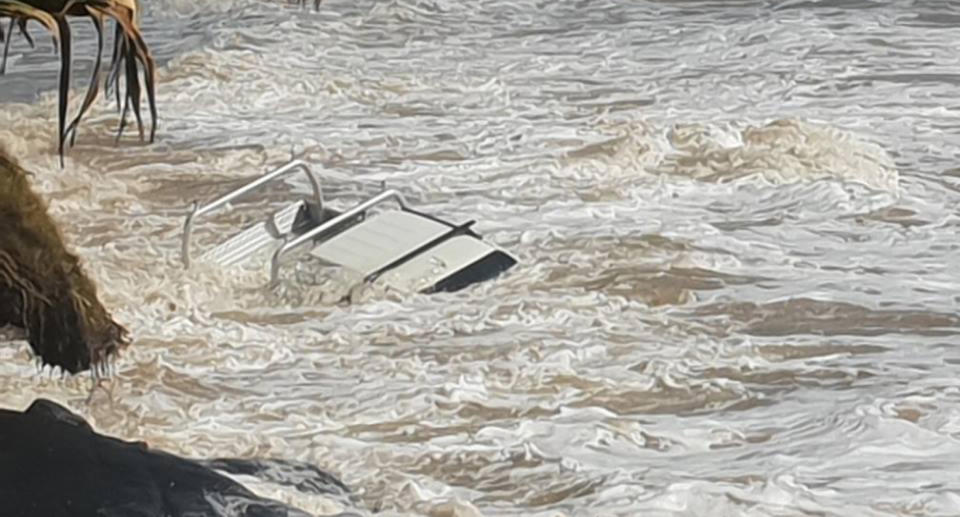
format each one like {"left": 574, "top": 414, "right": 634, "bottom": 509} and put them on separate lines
{"left": 363, "top": 220, "right": 476, "bottom": 285}
{"left": 181, "top": 160, "right": 324, "bottom": 268}
{"left": 269, "top": 189, "right": 409, "bottom": 284}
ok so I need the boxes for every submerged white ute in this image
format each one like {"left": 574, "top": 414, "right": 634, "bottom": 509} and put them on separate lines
{"left": 180, "top": 159, "right": 517, "bottom": 294}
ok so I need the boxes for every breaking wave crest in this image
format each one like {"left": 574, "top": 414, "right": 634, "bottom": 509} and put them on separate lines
{"left": 3, "top": 0, "right": 960, "bottom": 515}
{"left": 566, "top": 118, "right": 899, "bottom": 192}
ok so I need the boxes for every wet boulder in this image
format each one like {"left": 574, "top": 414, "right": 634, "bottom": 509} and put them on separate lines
{"left": 0, "top": 398, "right": 355, "bottom": 517}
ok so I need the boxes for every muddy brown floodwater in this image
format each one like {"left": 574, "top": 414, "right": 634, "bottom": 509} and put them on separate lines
{"left": 3, "top": 1, "right": 960, "bottom": 515}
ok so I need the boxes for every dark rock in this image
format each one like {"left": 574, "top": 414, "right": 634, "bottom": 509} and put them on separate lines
{"left": 0, "top": 398, "right": 355, "bottom": 517}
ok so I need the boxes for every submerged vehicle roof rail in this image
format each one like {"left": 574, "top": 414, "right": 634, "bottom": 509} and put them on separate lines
{"left": 269, "top": 189, "right": 408, "bottom": 285}
{"left": 179, "top": 158, "right": 517, "bottom": 294}
{"left": 180, "top": 159, "right": 323, "bottom": 268}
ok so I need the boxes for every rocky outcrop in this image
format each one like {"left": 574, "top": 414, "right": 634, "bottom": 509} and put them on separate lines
{"left": 0, "top": 398, "right": 355, "bottom": 516}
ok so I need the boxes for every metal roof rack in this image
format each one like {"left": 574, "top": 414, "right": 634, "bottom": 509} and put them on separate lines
{"left": 180, "top": 159, "right": 516, "bottom": 294}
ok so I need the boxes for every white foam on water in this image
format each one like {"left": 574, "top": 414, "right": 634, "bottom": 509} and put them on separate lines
{"left": 4, "top": 0, "right": 960, "bottom": 515}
